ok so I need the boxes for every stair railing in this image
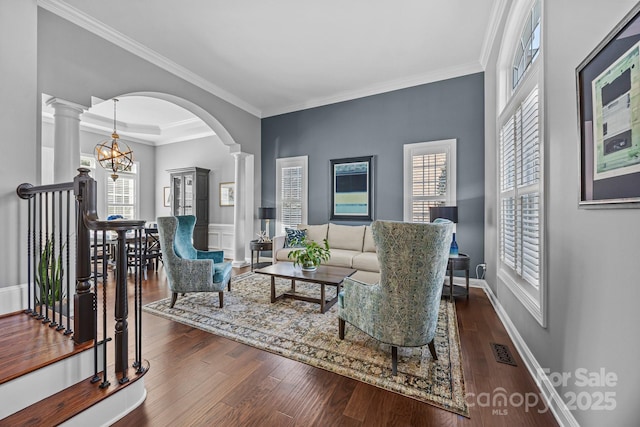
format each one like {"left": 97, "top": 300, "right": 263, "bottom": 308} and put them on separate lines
{"left": 17, "top": 167, "right": 147, "bottom": 387}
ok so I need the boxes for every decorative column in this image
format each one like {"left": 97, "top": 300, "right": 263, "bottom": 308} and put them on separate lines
{"left": 45, "top": 97, "right": 86, "bottom": 183}
{"left": 232, "top": 152, "right": 249, "bottom": 267}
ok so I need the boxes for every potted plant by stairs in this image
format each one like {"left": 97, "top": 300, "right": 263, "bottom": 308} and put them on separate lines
{"left": 36, "top": 236, "right": 66, "bottom": 312}
{"left": 287, "top": 236, "right": 331, "bottom": 271}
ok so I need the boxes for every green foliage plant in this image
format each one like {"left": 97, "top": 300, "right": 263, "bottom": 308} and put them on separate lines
{"left": 287, "top": 236, "right": 331, "bottom": 270}
{"left": 36, "top": 237, "right": 65, "bottom": 306}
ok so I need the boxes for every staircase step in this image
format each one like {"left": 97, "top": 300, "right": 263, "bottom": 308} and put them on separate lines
{"left": 0, "top": 361, "right": 149, "bottom": 426}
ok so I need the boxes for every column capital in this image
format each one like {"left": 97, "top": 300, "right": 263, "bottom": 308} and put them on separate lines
{"left": 45, "top": 97, "right": 88, "bottom": 115}
{"left": 231, "top": 151, "right": 250, "bottom": 160}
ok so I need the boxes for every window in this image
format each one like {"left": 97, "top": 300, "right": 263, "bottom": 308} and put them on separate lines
{"left": 276, "top": 156, "right": 308, "bottom": 234}
{"left": 106, "top": 163, "right": 138, "bottom": 219}
{"left": 513, "top": 0, "right": 541, "bottom": 89}
{"left": 497, "top": 0, "right": 545, "bottom": 326}
{"left": 403, "top": 139, "right": 457, "bottom": 223}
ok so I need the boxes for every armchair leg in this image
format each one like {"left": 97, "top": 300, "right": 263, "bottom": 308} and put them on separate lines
{"left": 219, "top": 291, "right": 224, "bottom": 308}
{"left": 170, "top": 292, "right": 178, "bottom": 308}
{"left": 392, "top": 346, "right": 398, "bottom": 376}
{"left": 428, "top": 339, "right": 438, "bottom": 361}
{"left": 227, "top": 278, "right": 231, "bottom": 292}
{"left": 338, "top": 318, "right": 345, "bottom": 340}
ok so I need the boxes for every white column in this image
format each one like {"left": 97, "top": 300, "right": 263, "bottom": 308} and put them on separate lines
{"left": 45, "top": 97, "right": 86, "bottom": 183}
{"left": 232, "top": 152, "right": 249, "bottom": 267}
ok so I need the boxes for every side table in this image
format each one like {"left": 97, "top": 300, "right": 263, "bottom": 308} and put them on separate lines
{"left": 444, "top": 253, "right": 470, "bottom": 301}
{"left": 250, "top": 239, "right": 273, "bottom": 271}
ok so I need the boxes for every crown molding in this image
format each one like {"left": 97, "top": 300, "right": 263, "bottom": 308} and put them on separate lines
{"left": 262, "top": 61, "right": 484, "bottom": 118}
{"left": 37, "top": 0, "right": 262, "bottom": 118}
{"left": 479, "top": 0, "right": 509, "bottom": 69}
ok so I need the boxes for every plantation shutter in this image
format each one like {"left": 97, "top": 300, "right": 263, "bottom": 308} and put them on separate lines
{"left": 281, "top": 166, "right": 303, "bottom": 229}
{"left": 404, "top": 140, "right": 456, "bottom": 224}
{"left": 107, "top": 175, "right": 136, "bottom": 219}
{"left": 499, "top": 86, "right": 540, "bottom": 287}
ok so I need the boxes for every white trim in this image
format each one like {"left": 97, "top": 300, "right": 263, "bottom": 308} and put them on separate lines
{"left": 403, "top": 139, "right": 457, "bottom": 222}
{"left": 262, "top": 62, "right": 483, "bottom": 118}
{"left": 479, "top": 0, "right": 510, "bottom": 69}
{"left": 482, "top": 283, "right": 579, "bottom": 427}
{"left": 37, "top": 0, "right": 261, "bottom": 118}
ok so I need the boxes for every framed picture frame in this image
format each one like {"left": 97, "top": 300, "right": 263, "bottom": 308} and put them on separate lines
{"left": 330, "top": 156, "right": 374, "bottom": 221}
{"left": 219, "top": 182, "right": 235, "bottom": 207}
{"left": 577, "top": 2, "right": 640, "bottom": 207}
{"left": 163, "top": 186, "right": 171, "bottom": 207}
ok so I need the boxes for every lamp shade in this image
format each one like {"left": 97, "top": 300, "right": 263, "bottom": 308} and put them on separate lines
{"left": 258, "top": 207, "right": 276, "bottom": 220}
{"left": 429, "top": 206, "right": 458, "bottom": 223}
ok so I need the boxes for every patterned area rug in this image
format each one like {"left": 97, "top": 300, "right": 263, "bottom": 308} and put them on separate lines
{"left": 143, "top": 272, "right": 468, "bottom": 417}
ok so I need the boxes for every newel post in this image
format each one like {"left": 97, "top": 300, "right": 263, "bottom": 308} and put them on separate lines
{"left": 73, "top": 168, "right": 97, "bottom": 344}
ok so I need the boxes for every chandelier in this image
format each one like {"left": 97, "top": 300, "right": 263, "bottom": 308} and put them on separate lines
{"left": 94, "top": 98, "right": 133, "bottom": 181}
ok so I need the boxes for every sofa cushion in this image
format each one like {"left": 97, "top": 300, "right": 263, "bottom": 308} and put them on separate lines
{"left": 363, "top": 225, "right": 376, "bottom": 252}
{"left": 352, "top": 252, "right": 379, "bottom": 272}
{"left": 276, "top": 247, "right": 299, "bottom": 261}
{"left": 327, "top": 223, "right": 366, "bottom": 251}
{"left": 297, "top": 223, "right": 328, "bottom": 243}
{"left": 285, "top": 228, "right": 306, "bottom": 247}
{"left": 327, "top": 249, "right": 360, "bottom": 268}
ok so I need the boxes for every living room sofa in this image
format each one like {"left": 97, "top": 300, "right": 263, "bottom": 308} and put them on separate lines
{"left": 272, "top": 223, "right": 380, "bottom": 284}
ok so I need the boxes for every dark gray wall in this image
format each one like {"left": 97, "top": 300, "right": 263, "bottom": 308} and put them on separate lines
{"left": 262, "top": 73, "right": 485, "bottom": 271}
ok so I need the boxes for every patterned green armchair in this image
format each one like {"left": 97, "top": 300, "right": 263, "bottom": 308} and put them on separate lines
{"left": 157, "top": 216, "right": 232, "bottom": 308}
{"left": 338, "top": 220, "right": 453, "bottom": 375}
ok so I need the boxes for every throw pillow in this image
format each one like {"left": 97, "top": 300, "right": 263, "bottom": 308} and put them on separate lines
{"left": 285, "top": 228, "right": 307, "bottom": 248}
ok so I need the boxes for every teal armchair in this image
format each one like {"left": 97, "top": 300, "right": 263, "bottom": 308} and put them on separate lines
{"left": 338, "top": 220, "right": 453, "bottom": 375}
{"left": 157, "top": 216, "right": 232, "bottom": 308}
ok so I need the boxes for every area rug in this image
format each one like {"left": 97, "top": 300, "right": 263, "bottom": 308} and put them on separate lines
{"left": 143, "top": 272, "right": 469, "bottom": 417}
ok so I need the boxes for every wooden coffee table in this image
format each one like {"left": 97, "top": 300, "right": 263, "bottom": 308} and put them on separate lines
{"left": 254, "top": 263, "right": 356, "bottom": 313}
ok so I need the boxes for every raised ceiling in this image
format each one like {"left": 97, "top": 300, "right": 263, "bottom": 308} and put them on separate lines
{"left": 43, "top": 0, "right": 501, "bottom": 118}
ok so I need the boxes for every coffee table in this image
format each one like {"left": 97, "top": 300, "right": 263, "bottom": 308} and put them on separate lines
{"left": 254, "top": 263, "right": 356, "bottom": 313}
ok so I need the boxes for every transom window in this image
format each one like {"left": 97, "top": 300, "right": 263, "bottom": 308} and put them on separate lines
{"left": 513, "top": 0, "right": 541, "bottom": 89}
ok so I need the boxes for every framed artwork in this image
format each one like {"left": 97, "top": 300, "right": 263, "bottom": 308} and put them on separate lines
{"left": 219, "top": 182, "right": 235, "bottom": 207}
{"left": 577, "top": 2, "right": 640, "bottom": 206}
{"left": 163, "top": 187, "right": 171, "bottom": 207}
{"left": 330, "top": 156, "right": 374, "bottom": 221}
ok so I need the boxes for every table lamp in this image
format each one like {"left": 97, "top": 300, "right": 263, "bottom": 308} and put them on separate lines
{"left": 258, "top": 207, "right": 276, "bottom": 242}
{"left": 429, "top": 206, "right": 459, "bottom": 256}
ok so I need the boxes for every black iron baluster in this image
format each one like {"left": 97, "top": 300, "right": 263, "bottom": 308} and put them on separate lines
{"left": 57, "top": 191, "right": 65, "bottom": 331}
{"left": 25, "top": 197, "right": 32, "bottom": 315}
{"left": 91, "top": 229, "right": 100, "bottom": 385}
{"left": 42, "top": 192, "right": 50, "bottom": 325}
{"left": 50, "top": 191, "right": 58, "bottom": 329}
{"left": 64, "top": 189, "right": 72, "bottom": 335}
{"left": 36, "top": 192, "right": 44, "bottom": 321}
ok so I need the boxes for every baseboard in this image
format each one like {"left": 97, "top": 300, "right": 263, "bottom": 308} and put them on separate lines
{"left": 0, "top": 283, "right": 28, "bottom": 315}
{"left": 480, "top": 282, "right": 579, "bottom": 427}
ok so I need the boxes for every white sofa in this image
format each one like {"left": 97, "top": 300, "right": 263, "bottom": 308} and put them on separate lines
{"left": 272, "top": 223, "right": 380, "bottom": 284}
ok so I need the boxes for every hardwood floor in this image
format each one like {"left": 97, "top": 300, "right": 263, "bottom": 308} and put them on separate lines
{"left": 103, "top": 265, "right": 558, "bottom": 427}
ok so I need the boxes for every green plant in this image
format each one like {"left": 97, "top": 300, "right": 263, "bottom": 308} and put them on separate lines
{"left": 287, "top": 236, "right": 331, "bottom": 270}
{"left": 36, "top": 237, "right": 65, "bottom": 306}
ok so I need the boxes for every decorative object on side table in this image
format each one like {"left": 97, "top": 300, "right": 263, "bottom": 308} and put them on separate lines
{"left": 258, "top": 207, "right": 276, "bottom": 241}
{"left": 287, "top": 236, "right": 331, "bottom": 271}
{"left": 429, "top": 206, "right": 459, "bottom": 255}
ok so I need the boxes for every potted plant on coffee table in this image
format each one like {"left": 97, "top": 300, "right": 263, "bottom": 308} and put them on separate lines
{"left": 287, "top": 236, "right": 331, "bottom": 271}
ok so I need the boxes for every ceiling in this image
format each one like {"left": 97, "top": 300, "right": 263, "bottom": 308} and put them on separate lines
{"left": 43, "top": 0, "right": 501, "bottom": 121}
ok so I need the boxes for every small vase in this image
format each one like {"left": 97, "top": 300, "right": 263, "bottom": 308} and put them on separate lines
{"left": 450, "top": 233, "right": 459, "bottom": 256}
{"left": 301, "top": 264, "right": 317, "bottom": 272}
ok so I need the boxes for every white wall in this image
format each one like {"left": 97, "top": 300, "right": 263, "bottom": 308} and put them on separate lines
{"left": 155, "top": 136, "right": 235, "bottom": 223}
{"left": 0, "top": 0, "right": 38, "bottom": 288}
{"left": 486, "top": 1, "right": 640, "bottom": 425}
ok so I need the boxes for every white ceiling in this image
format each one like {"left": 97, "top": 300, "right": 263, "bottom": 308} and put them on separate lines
{"left": 43, "top": 0, "right": 500, "bottom": 120}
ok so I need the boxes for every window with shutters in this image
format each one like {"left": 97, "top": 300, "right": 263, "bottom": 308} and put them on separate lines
{"left": 276, "top": 156, "right": 308, "bottom": 234}
{"left": 403, "top": 139, "right": 456, "bottom": 223}
{"left": 106, "top": 162, "right": 138, "bottom": 219}
{"left": 497, "top": 0, "right": 545, "bottom": 326}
